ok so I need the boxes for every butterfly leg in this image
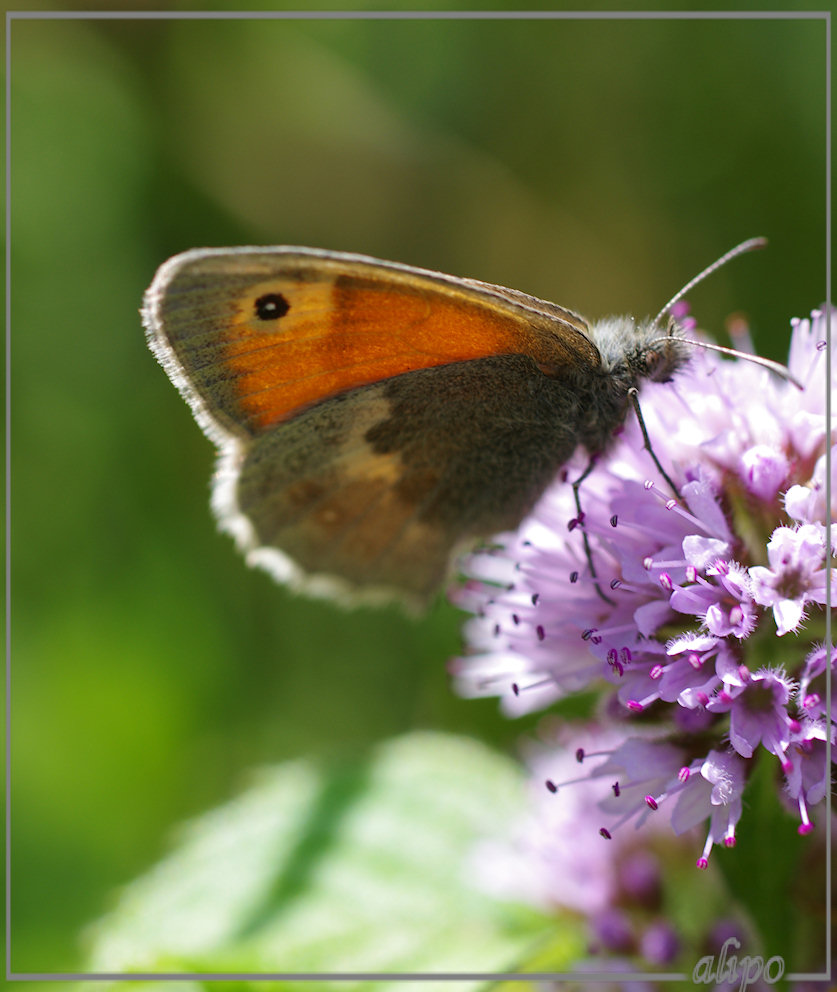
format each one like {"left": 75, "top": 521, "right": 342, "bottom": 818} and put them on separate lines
{"left": 627, "top": 388, "right": 681, "bottom": 499}
{"left": 571, "top": 457, "right": 616, "bottom": 606}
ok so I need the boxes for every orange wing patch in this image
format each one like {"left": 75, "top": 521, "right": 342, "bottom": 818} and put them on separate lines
{"left": 222, "top": 270, "right": 576, "bottom": 432}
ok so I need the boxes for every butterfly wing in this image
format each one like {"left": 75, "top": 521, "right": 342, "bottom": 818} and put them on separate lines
{"left": 144, "top": 247, "right": 601, "bottom": 605}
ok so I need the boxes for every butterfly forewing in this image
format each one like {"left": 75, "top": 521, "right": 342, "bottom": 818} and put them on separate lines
{"left": 145, "top": 247, "right": 601, "bottom": 441}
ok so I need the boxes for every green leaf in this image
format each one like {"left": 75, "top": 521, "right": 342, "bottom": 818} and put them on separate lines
{"left": 85, "top": 733, "right": 580, "bottom": 987}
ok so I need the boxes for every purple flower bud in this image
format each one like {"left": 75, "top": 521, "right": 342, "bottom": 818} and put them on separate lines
{"left": 592, "top": 908, "right": 635, "bottom": 953}
{"left": 640, "top": 920, "right": 680, "bottom": 964}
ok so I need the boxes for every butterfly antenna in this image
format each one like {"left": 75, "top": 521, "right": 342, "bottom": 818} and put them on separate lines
{"left": 666, "top": 336, "right": 804, "bottom": 389}
{"left": 651, "top": 236, "right": 768, "bottom": 330}
{"left": 648, "top": 236, "right": 803, "bottom": 390}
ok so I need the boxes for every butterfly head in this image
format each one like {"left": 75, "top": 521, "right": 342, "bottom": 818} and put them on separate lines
{"left": 587, "top": 236, "right": 776, "bottom": 394}
{"left": 588, "top": 314, "right": 692, "bottom": 391}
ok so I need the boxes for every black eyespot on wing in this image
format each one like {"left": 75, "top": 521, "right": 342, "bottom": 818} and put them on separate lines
{"left": 255, "top": 293, "right": 290, "bottom": 321}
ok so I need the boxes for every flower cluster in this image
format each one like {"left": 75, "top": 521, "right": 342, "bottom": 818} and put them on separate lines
{"left": 467, "top": 724, "right": 758, "bottom": 979}
{"left": 452, "top": 308, "right": 834, "bottom": 867}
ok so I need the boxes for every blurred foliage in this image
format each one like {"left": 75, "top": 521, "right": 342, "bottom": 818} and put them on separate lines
{"left": 83, "top": 733, "right": 576, "bottom": 984}
{"left": 8, "top": 4, "right": 826, "bottom": 978}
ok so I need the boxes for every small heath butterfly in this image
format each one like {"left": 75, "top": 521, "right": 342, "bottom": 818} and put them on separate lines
{"left": 143, "top": 239, "right": 784, "bottom": 607}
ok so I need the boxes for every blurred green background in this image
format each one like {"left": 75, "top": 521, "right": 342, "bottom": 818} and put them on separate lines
{"left": 9, "top": 3, "right": 826, "bottom": 974}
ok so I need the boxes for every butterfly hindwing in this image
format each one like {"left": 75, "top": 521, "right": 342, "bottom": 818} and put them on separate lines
{"left": 230, "top": 356, "right": 582, "bottom": 602}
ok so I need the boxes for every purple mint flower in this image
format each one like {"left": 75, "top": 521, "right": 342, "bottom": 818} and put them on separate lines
{"left": 749, "top": 524, "right": 834, "bottom": 634}
{"left": 797, "top": 644, "right": 836, "bottom": 721}
{"left": 453, "top": 306, "right": 835, "bottom": 861}
{"left": 783, "top": 718, "right": 833, "bottom": 834}
{"left": 784, "top": 451, "right": 833, "bottom": 525}
{"left": 593, "top": 736, "right": 688, "bottom": 831}
{"left": 467, "top": 725, "right": 714, "bottom": 974}
{"left": 739, "top": 444, "right": 790, "bottom": 501}
{"left": 671, "top": 559, "right": 757, "bottom": 640}
{"left": 465, "top": 728, "right": 669, "bottom": 916}
{"left": 706, "top": 667, "right": 798, "bottom": 762}
{"left": 670, "top": 750, "right": 746, "bottom": 868}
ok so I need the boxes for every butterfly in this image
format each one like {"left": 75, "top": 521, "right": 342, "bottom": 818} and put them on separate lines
{"left": 143, "top": 238, "right": 779, "bottom": 608}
